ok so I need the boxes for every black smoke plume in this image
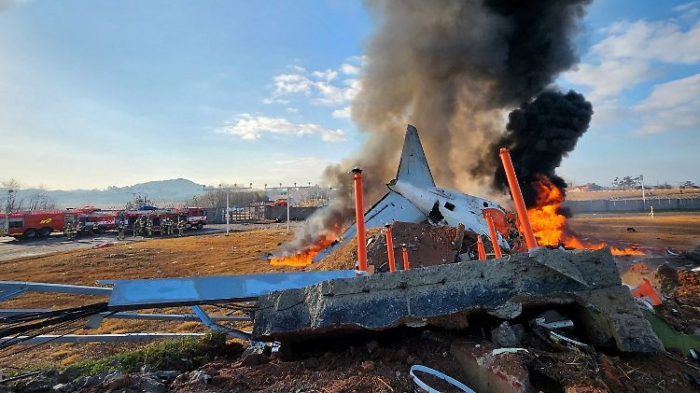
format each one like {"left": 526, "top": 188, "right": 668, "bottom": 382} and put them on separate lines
{"left": 474, "top": 90, "right": 593, "bottom": 207}
{"left": 280, "top": 0, "right": 592, "bottom": 255}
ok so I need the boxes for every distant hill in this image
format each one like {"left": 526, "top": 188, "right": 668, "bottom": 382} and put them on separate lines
{"left": 0, "top": 178, "right": 206, "bottom": 209}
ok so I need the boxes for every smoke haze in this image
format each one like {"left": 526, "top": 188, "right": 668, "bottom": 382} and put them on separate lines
{"left": 282, "top": 0, "right": 593, "bottom": 254}
{"left": 474, "top": 90, "right": 594, "bottom": 207}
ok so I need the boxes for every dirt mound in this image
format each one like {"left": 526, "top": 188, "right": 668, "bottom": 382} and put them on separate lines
{"left": 676, "top": 269, "right": 700, "bottom": 307}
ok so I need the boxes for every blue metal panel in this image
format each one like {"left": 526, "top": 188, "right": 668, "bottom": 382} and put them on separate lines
{"left": 100, "top": 270, "right": 362, "bottom": 310}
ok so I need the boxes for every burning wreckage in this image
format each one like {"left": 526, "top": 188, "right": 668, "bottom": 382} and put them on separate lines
{"left": 0, "top": 126, "right": 665, "bottom": 363}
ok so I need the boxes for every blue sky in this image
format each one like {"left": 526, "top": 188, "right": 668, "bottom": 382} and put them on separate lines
{"left": 0, "top": 0, "right": 698, "bottom": 190}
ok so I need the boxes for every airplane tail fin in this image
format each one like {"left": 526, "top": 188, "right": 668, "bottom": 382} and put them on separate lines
{"left": 396, "top": 125, "right": 435, "bottom": 187}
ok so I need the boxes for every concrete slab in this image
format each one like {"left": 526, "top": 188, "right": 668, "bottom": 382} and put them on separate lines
{"left": 253, "top": 249, "right": 663, "bottom": 353}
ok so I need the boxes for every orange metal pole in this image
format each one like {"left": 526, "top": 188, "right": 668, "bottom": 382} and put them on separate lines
{"left": 384, "top": 223, "right": 396, "bottom": 272}
{"left": 402, "top": 244, "right": 410, "bottom": 270}
{"left": 499, "top": 148, "right": 539, "bottom": 251}
{"left": 352, "top": 167, "right": 368, "bottom": 272}
{"left": 484, "top": 214, "right": 503, "bottom": 259}
{"left": 477, "top": 235, "right": 487, "bottom": 260}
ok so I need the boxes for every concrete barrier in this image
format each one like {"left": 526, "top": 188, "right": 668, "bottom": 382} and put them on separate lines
{"left": 564, "top": 197, "right": 700, "bottom": 213}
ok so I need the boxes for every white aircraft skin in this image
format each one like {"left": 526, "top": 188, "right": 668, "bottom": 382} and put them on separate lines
{"left": 388, "top": 180, "right": 509, "bottom": 249}
{"left": 312, "top": 124, "right": 508, "bottom": 262}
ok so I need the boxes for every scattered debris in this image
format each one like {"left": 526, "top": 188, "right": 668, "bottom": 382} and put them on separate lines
{"left": 491, "top": 322, "right": 522, "bottom": 348}
{"left": 409, "top": 365, "right": 474, "bottom": 393}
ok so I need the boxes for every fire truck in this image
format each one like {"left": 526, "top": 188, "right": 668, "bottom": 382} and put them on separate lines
{"left": 184, "top": 207, "right": 207, "bottom": 229}
{"left": 121, "top": 207, "right": 207, "bottom": 234}
{"left": 1, "top": 207, "right": 206, "bottom": 239}
{"left": 0, "top": 210, "right": 81, "bottom": 238}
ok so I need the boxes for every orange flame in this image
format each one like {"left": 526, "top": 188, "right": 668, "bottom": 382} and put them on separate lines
{"left": 270, "top": 227, "right": 341, "bottom": 267}
{"left": 526, "top": 175, "right": 644, "bottom": 256}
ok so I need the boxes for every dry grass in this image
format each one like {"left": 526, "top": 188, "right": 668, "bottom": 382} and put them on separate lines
{"left": 568, "top": 212, "right": 700, "bottom": 250}
{"left": 0, "top": 228, "right": 297, "bottom": 369}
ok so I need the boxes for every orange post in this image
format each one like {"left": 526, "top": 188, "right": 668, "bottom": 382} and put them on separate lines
{"left": 477, "top": 235, "right": 486, "bottom": 261}
{"left": 352, "top": 167, "right": 368, "bottom": 272}
{"left": 484, "top": 213, "right": 503, "bottom": 259}
{"left": 384, "top": 223, "right": 396, "bottom": 272}
{"left": 499, "top": 148, "right": 539, "bottom": 251}
{"left": 402, "top": 244, "right": 410, "bottom": 270}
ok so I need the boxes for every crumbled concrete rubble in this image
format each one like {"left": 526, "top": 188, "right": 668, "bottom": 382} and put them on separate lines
{"left": 365, "top": 222, "right": 464, "bottom": 271}
{"left": 254, "top": 248, "right": 663, "bottom": 353}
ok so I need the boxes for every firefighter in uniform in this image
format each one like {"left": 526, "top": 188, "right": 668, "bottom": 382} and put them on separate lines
{"left": 76, "top": 221, "right": 84, "bottom": 238}
{"left": 177, "top": 220, "right": 185, "bottom": 236}
{"left": 146, "top": 218, "right": 154, "bottom": 237}
{"left": 139, "top": 216, "right": 147, "bottom": 236}
{"left": 91, "top": 222, "right": 99, "bottom": 236}
{"left": 163, "top": 217, "right": 171, "bottom": 236}
{"left": 64, "top": 222, "right": 75, "bottom": 240}
{"left": 117, "top": 221, "right": 125, "bottom": 240}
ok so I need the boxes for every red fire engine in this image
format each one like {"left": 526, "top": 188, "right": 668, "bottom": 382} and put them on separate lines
{"left": 1, "top": 207, "right": 207, "bottom": 239}
{"left": 0, "top": 210, "right": 81, "bottom": 238}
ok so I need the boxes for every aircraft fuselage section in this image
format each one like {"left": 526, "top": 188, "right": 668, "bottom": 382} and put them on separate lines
{"left": 389, "top": 180, "right": 508, "bottom": 248}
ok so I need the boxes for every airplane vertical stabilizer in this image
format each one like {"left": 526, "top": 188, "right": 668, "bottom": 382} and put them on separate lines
{"left": 396, "top": 125, "right": 436, "bottom": 187}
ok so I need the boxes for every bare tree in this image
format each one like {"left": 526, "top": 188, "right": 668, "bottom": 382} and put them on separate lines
{"left": 2, "top": 178, "right": 23, "bottom": 212}
{"left": 27, "top": 185, "right": 56, "bottom": 211}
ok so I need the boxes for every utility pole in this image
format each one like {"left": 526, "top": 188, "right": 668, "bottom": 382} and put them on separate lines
{"left": 203, "top": 184, "right": 253, "bottom": 234}
{"left": 265, "top": 183, "right": 315, "bottom": 234}
{"left": 3, "top": 189, "right": 11, "bottom": 237}
{"left": 639, "top": 174, "right": 646, "bottom": 211}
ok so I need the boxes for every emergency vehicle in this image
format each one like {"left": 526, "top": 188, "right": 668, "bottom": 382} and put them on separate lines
{"left": 0, "top": 210, "right": 81, "bottom": 238}
{"left": 1, "top": 207, "right": 207, "bottom": 239}
{"left": 184, "top": 207, "right": 207, "bottom": 229}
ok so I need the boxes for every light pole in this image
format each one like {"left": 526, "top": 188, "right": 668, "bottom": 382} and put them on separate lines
{"left": 639, "top": 174, "right": 646, "bottom": 211}
{"left": 223, "top": 185, "right": 230, "bottom": 234}
{"left": 4, "top": 189, "right": 13, "bottom": 237}
{"left": 205, "top": 184, "right": 253, "bottom": 234}
{"left": 265, "top": 183, "right": 315, "bottom": 234}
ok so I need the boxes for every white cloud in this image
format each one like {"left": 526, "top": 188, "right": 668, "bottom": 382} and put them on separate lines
{"left": 332, "top": 106, "right": 351, "bottom": 118}
{"left": 285, "top": 107, "right": 298, "bottom": 113}
{"left": 312, "top": 69, "right": 338, "bottom": 81}
{"left": 633, "top": 74, "right": 700, "bottom": 135}
{"left": 568, "top": 17, "right": 700, "bottom": 101}
{"left": 635, "top": 73, "right": 700, "bottom": 110}
{"left": 340, "top": 63, "right": 360, "bottom": 75}
{"left": 673, "top": 1, "right": 700, "bottom": 17}
{"left": 264, "top": 57, "right": 364, "bottom": 108}
{"left": 564, "top": 60, "right": 657, "bottom": 99}
{"left": 220, "top": 114, "right": 346, "bottom": 142}
{"left": 271, "top": 74, "right": 313, "bottom": 95}
{"left": 593, "top": 20, "right": 700, "bottom": 64}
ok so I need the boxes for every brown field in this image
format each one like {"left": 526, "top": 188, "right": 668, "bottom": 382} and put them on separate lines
{"left": 0, "top": 228, "right": 299, "bottom": 369}
{"left": 568, "top": 212, "right": 700, "bottom": 250}
{"left": 1, "top": 213, "right": 699, "bottom": 370}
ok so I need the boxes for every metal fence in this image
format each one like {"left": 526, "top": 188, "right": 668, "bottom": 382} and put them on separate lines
{"left": 564, "top": 195, "right": 700, "bottom": 213}
{"left": 206, "top": 205, "right": 320, "bottom": 223}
